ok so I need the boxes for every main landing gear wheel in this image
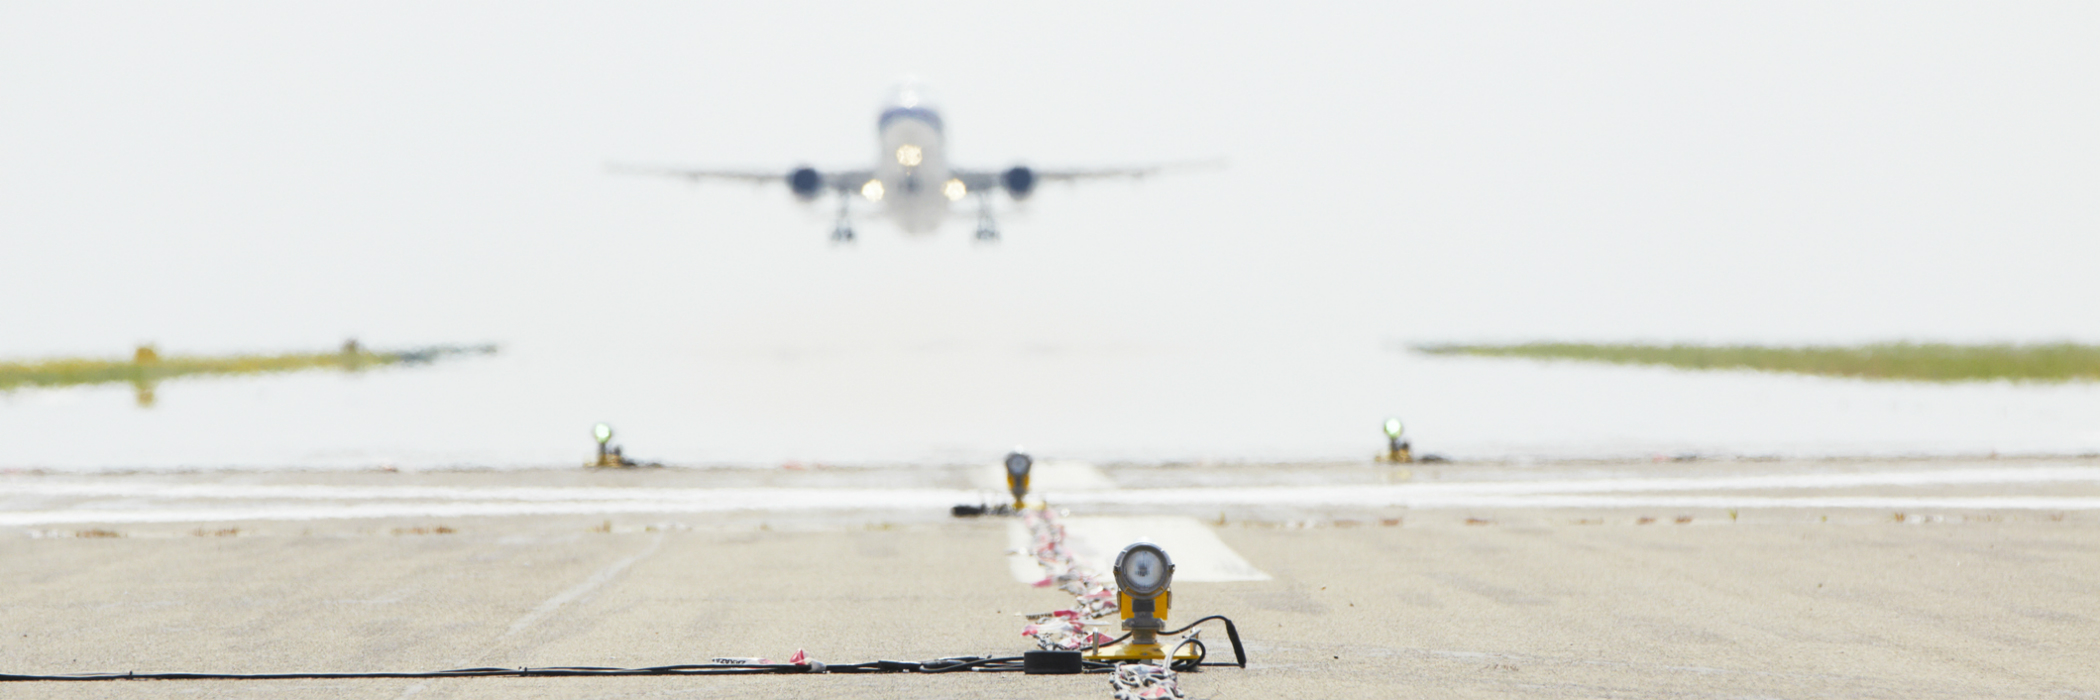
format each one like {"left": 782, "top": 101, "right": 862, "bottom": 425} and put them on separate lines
{"left": 831, "top": 194, "right": 855, "bottom": 243}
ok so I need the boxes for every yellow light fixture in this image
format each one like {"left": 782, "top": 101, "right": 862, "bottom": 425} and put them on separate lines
{"left": 1004, "top": 450, "right": 1032, "bottom": 509}
{"left": 1087, "top": 542, "right": 1197, "bottom": 663}
{"left": 861, "top": 179, "right": 885, "bottom": 201}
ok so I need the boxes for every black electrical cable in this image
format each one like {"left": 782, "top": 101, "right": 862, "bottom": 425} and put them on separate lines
{"left": 1162, "top": 615, "right": 1249, "bottom": 668}
{"left": 1168, "top": 639, "right": 1206, "bottom": 672}
{"left": 2, "top": 616, "right": 1247, "bottom": 681}
{"left": 1080, "top": 615, "right": 1247, "bottom": 671}
{"left": 0, "top": 655, "right": 1126, "bottom": 682}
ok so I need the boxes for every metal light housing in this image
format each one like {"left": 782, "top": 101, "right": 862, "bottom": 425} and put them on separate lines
{"left": 1004, "top": 450, "right": 1032, "bottom": 509}
{"left": 1112, "top": 542, "right": 1176, "bottom": 649}
{"left": 1113, "top": 542, "right": 1175, "bottom": 600}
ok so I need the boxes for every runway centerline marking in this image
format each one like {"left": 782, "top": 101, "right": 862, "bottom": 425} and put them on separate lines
{"left": 1006, "top": 515, "right": 1270, "bottom": 584}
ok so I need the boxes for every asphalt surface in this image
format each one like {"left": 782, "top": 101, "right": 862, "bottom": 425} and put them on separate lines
{"left": 3, "top": 458, "right": 2097, "bottom": 698}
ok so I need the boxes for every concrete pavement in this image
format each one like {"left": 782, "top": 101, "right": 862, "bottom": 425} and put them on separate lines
{"left": 3, "top": 458, "right": 2096, "bottom": 698}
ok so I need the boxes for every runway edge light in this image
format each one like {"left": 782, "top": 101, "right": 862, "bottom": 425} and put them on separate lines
{"left": 1381, "top": 417, "right": 1413, "bottom": 464}
{"left": 590, "top": 423, "right": 644, "bottom": 468}
{"left": 593, "top": 423, "right": 615, "bottom": 467}
{"left": 1005, "top": 449, "right": 1033, "bottom": 509}
{"left": 1087, "top": 542, "right": 1200, "bottom": 663}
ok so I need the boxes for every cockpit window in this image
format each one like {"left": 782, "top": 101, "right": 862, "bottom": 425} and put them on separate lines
{"left": 878, "top": 106, "right": 943, "bottom": 133}
{"left": 879, "top": 78, "right": 943, "bottom": 132}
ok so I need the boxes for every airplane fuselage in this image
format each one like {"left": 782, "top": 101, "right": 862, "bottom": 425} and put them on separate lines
{"left": 871, "top": 104, "right": 961, "bottom": 235}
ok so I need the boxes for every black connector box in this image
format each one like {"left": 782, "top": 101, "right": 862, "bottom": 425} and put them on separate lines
{"left": 1022, "top": 650, "right": 1083, "bottom": 675}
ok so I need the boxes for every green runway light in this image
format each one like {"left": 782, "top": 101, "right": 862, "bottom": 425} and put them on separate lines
{"left": 1383, "top": 418, "right": 1404, "bottom": 439}
{"left": 594, "top": 423, "right": 613, "bottom": 445}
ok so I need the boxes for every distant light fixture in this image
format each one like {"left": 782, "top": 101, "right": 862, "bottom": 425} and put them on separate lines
{"left": 1383, "top": 417, "right": 1412, "bottom": 464}
{"left": 593, "top": 423, "right": 616, "bottom": 467}
{"left": 895, "top": 144, "right": 923, "bottom": 167}
{"left": 1004, "top": 450, "right": 1033, "bottom": 509}
{"left": 861, "top": 179, "right": 885, "bottom": 201}
{"left": 943, "top": 179, "right": 967, "bottom": 201}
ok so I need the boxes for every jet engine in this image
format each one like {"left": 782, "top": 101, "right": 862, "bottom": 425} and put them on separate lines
{"left": 788, "top": 167, "right": 823, "bottom": 200}
{"left": 1002, "top": 166, "right": 1037, "bottom": 200}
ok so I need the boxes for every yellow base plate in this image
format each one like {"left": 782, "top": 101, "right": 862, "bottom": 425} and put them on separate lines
{"left": 1083, "top": 642, "right": 1203, "bottom": 662}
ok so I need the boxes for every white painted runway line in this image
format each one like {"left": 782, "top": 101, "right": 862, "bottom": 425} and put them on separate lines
{"left": 1006, "top": 516, "right": 1270, "bottom": 584}
{"left": 1052, "top": 466, "right": 2100, "bottom": 508}
{"left": 5, "top": 466, "right": 2100, "bottom": 526}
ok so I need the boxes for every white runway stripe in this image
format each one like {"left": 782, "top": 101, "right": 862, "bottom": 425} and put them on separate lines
{"left": 7, "top": 494, "right": 2097, "bottom": 527}
{"left": 7, "top": 466, "right": 2097, "bottom": 503}
{"left": 0, "top": 482, "right": 974, "bottom": 503}
{"left": 4, "top": 467, "right": 2098, "bottom": 526}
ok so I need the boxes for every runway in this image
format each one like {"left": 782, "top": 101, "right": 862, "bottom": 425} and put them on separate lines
{"left": 3, "top": 457, "right": 2096, "bottom": 697}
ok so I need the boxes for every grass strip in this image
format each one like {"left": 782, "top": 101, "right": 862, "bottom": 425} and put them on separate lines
{"left": 0, "top": 344, "right": 496, "bottom": 393}
{"left": 1412, "top": 342, "right": 2100, "bottom": 383}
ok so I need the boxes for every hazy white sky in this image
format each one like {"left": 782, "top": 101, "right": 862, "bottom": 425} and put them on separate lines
{"left": 4, "top": 1, "right": 2096, "bottom": 358}
{"left": 2, "top": 3, "right": 2097, "bottom": 465}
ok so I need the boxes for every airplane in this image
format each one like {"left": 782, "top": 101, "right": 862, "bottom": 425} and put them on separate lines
{"left": 613, "top": 82, "right": 1202, "bottom": 242}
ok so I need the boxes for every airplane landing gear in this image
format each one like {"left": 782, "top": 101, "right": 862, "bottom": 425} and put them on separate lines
{"left": 831, "top": 196, "right": 855, "bottom": 243}
{"left": 974, "top": 192, "right": 998, "bottom": 242}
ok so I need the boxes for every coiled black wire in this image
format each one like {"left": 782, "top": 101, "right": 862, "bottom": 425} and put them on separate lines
{"left": 1084, "top": 614, "right": 1248, "bottom": 672}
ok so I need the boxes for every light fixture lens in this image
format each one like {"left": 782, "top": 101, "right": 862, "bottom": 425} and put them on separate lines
{"left": 1127, "top": 550, "right": 1164, "bottom": 589}
{"left": 1384, "top": 418, "right": 1404, "bottom": 439}
{"left": 943, "top": 179, "right": 966, "bottom": 201}
{"left": 594, "top": 423, "right": 613, "bottom": 445}
{"left": 1005, "top": 451, "right": 1031, "bottom": 478}
{"left": 1113, "top": 543, "right": 1175, "bottom": 598}
{"left": 861, "top": 179, "right": 885, "bottom": 201}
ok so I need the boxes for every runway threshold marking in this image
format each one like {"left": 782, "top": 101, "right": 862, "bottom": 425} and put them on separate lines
{"left": 1005, "top": 515, "right": 1271, "bottom": 584}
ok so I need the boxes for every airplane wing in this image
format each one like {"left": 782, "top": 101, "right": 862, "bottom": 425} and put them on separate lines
{"left": 953, "top": 159, "right": 1224, "bottom": 196}
{"left": 606, "top": 164, "right": 782, "bottom": 184}
{"left": 1031, "top": 166, "right": 1177, "bottom": 182}
{"left": 607, "top": 163, "right": 874, "bottom": 195}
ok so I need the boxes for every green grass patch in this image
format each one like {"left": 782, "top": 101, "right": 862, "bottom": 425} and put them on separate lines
{"left": 1412, "top": 342, "right": 2100, "bottom": 383}
{"left": 0, "top": 343, "right": 497, "bottom": 403}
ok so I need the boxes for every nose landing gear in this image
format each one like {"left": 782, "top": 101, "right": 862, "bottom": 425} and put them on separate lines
{"left": 974, "top": 192, "right": 999, "bottom": 242}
